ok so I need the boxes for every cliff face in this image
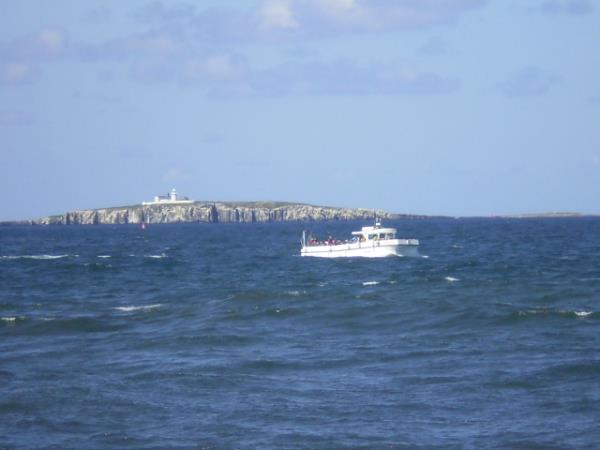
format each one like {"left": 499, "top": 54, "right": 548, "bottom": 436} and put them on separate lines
{"left": 32, "top": 202, "right": 401, "bottom": 225}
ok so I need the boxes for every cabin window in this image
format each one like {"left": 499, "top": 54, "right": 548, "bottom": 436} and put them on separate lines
{"left": 379, "top": 233, "right": 386, "bottom": 239}
{"left": 368, "top": 234, "right": 376, "bottom": 240}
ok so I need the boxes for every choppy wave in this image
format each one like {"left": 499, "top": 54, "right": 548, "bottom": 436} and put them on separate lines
{"left": 286, "top": 290, "right": 306, "bottom": 296}
{"left": 512, "top": 309, "right": 595, "bottom": 320}
{"left": 83, "top": 262, "right": 112, "bottom": 270}
{"left": 97, "top": 255, "right": 111, "bottom": 259}
{"left": 1, "top": 254, "right": 71, "bottom": 260}
{"left": 3, "top": 219, "right": 600, "bottom": 448}
{"left": 1, "top": 315, "right": 126, "bottom": 334}
{"left": 114, "top": 304, "right": 163, "bottom": 312}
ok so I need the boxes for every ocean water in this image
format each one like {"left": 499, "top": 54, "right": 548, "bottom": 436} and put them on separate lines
{"left": 1, "top": 218, "right": 600, "bottom": 449}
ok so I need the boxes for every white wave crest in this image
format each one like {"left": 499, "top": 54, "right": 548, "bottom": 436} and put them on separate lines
{"left": 144, "top": 254, "right": 167, "bottom": 259}
{"left": 1, "top": 254, "right": 70, "bottom": 260}
{"left": 286, "top": 290, "right": 306, "bottom": 296}
{"left": 115, "top": 304, "right": 162, "bottom": 312}
{"left": 519, "top": 309, "right": 542, "bottom": 316}
{"left": 1, "top": 316, "right": 17, "bottom": 322}
{"left": 421, "top": 255, "right": 429, "bottom": 259}
{"left": 445, "top": 276, "right": 460, "bottom": 282}
{"left": 97, "top": 255, "right": 111, "bottom": 259}
{"left": 363, "top": 281, "right": 379, "bottom": 286}
{"left": 574, "top": 311, "right": 592, "bottom": 317}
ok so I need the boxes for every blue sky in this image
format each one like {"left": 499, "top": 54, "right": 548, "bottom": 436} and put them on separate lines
{"left": 1, "top": 0, "right": 599, "bottom": 220}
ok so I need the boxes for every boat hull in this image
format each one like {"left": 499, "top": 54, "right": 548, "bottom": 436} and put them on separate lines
{"left": 301, "top": 239, "right": 419, "bottom": 258}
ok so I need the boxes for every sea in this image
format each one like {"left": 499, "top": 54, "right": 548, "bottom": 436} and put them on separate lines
{"left": 1, "top": 218, "right": 600, "bottom": 449}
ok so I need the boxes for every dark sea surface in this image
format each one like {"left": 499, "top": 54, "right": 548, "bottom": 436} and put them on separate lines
{"left": 2, "top": 218, "right": 600, "bottom": 449}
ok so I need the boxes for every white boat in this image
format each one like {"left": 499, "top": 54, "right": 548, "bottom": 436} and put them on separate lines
{"left": 300, "top": 222, "right": 419, "bottom": 258}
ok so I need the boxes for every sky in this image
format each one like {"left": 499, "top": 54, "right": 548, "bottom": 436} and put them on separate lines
{"left": 1, "top": 0, "right": 599, "bottom": 220}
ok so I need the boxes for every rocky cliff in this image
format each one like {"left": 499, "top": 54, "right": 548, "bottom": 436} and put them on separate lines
{"left": 29, "top": 201, "right": 415, "bottom": 225}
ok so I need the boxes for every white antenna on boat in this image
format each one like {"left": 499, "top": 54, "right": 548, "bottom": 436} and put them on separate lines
{"left": 374, "top": 209, "right": 380, "bottom": 228}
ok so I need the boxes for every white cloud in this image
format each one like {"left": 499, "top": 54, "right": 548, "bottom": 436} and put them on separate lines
{"left": 273, "top": 0, "right": 485, "bottom": 34}
{"left": 183, "top": 55, "right": 243, "bottom": 81}
{"left": 0, "top": 62, "right": 36, "bottom": 85}
{"left": 0, "top": 27, "right": 68, "bottom": 61}
{"left": 259, "top": 0, "right": 299, "bottom": 30}
{"left": 0, "top": 28, "right": 68, "bottom": 86}
{"left": 92, "top": 31, "right": 185, "bottom": 60}
{"left": 0, "top": 3, "right": 473, "bottom": 94}
{"left": 118, "top": 49, "right": 459, "bottom": 98}
{"left": 38, "top": 29, "right": 66, "bottom": 50}
{"left": 248, "top": 0, "right": 486, "bottom": 37}
{"left": 5, "top": 62, "right": 31, "bottom": 80}
{"left": 305, "top": 0, "right": 370, "bottom": 27}
{"left": 497, "top": 67, "right": 561, "bottom": 98}
{"left": 533, "top": 0, "right": 593, "bottom": 15}
{"left": 211, "top": 59, "right": 459, "bottom": 98}
{"left": 132, "top": 2, "right": 196, "bottom": 23}
{"left": 133, "top": 1, "right": 486, "bottom": 42}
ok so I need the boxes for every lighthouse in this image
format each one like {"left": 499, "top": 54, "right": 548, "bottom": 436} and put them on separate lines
{"left": 142, "top": 188, "right": 194, "bottom": 205}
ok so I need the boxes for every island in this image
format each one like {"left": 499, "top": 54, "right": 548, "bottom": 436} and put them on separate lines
{"left": 15, "top": 201, "right": 433, "bottom": 226}
{"left": 5, "top": 189, "right": 585, "bottom": 226}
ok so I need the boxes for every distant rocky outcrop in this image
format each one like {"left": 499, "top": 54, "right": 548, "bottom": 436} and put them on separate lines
{"left": 24, "top": 201, "right": 426, "bottom": 225}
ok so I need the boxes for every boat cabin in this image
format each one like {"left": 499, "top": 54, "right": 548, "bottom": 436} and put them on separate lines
{"left": 352, "top": 223, "right": 397, "bottom": 241}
